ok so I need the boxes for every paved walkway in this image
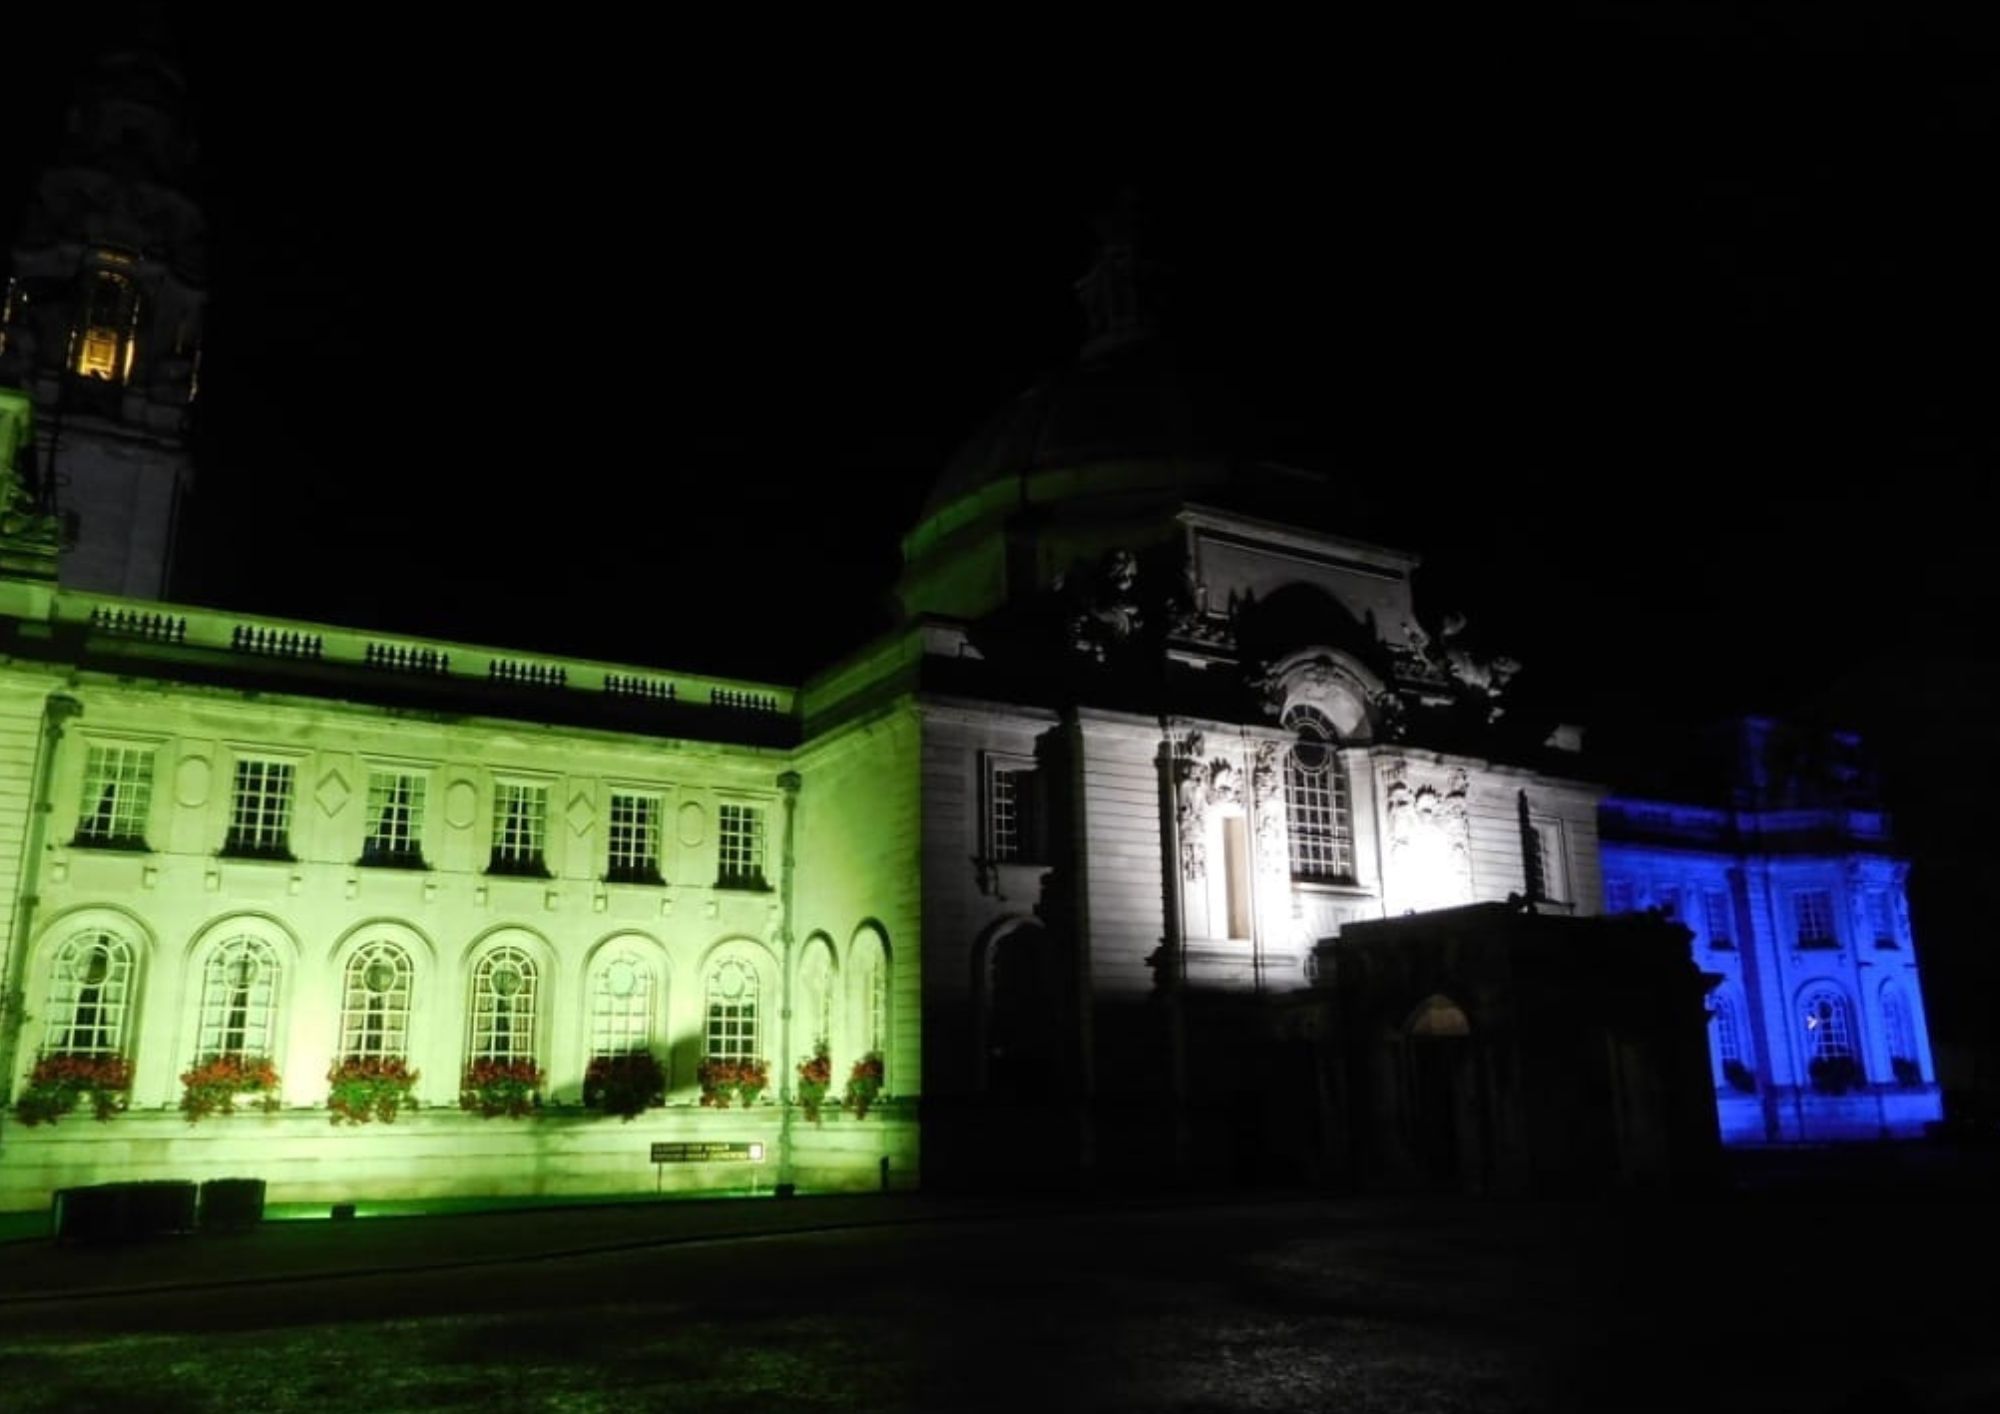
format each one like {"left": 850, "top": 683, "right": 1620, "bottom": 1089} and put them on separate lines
{"left": 0, "top": 1190, "right": 1012, "bottom": 1303}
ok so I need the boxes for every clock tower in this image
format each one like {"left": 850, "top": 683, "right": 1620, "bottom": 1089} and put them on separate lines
{"left": 0, "top": 33, "right": 204, "bottom": 598}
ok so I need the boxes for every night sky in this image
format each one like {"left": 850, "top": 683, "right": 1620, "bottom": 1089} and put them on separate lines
{"left": 5, "top": 7, "right": 1998, "bottom": 742}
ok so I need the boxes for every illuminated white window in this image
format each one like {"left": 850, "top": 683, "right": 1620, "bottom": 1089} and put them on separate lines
{"left": 1795, "top": 890, "right": 1837, "bottom": 948}
{"left": 74, "top": 744, "right": 154, "bottom": 848}
{"left": 225, "top": 758, "right": 294, "bottom": 858}
{"left": 1284, "top": 708, "right": 1354, "bottom": 882}
{"left": 985, "top": 756, "right": 1039, "bottom": 863}
{"left": 195, "top": 936, "right": 279, "bottom": 1058}
{"left": 361, "top": 769, "right": 426, "bottom": 867}
{"left": 44, "top": 932, "right": 135, "bottom": 1056}
{"left": 605, "top": 791, "right": 663, "bottom": 884}
{"left": 489, "top": 780, "right": 548, "bottom": 876}
{"left": 704, "top": 959, "right": 759, "bottom": 1063}
{"left": 1703, "top": 890, "right": 1735, "bottom": 950}
{"left": 716, "top": 803, "right": 766, "bottom": 889}
{"left": 468, "top": 945, "right": 539, "bottom": 1064}
{"left": 851, "top": 927, "right": 890, "bottom": 1070}
{"left": 339, "top": 941, "right": 413, "bottom": 1060}
{"left": 1803, "top": 989, "right": 1854, "bottom": 1061}
{"left": 587, "top": 949, "right": 657, "bottom": 1059}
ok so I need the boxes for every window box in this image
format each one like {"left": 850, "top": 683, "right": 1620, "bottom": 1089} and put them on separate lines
{"left": 714, "top": 871, "right": 770, "bottom": 892}
{"left": 326, "top": 1056, "right": 419, "bottom": 1125}
{"left": 484, "top": 855, "right": 551, "bottom": 879}
{"left": 71, "top": 834, "right": 149, "bottom": 853}
{"left": 604, "top": 863, "right": 665, "bottom": 887}
{"left": 358, "top": 846, "right": 429, "bottom": 870}
{"left": 460, "top": 1059, "right": 544, "bottom": 1119}
{"left": 219, "top": 838, "right": 296, "bottom": 863}
{"left": 583, "top": 1051, "right": 666, "bottom": 1120}
{"left": 13, "top": 1053, "right": 131, "bottom": 1126}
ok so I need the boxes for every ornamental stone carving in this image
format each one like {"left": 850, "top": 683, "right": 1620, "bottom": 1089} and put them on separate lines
{"left": 1383, "top": 760, "right": 1472, "bottom": 910}
{"left": 1252, "top": 742, "right": 1287, "bottom": 875}
{"left": 1174, "top": 733, "right": 1210, "bottom": 881}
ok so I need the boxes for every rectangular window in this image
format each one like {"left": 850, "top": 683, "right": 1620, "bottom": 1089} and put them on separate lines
{"left": 488, "top": 781, "right": 549, "bottom": 876}
{"left": 1604, "top": 880, "right": 1634, "bottom": 914}
{"left": 1223, "top": 815, "right": 1253, "bottom": 940}
{"left": 1869, "top": 892, "right": 1898, "bottom": 949}
{"left": 360, "top": 769, "right": 427, "bottom": 868}
{"left": 1704, "top": 890, "right": 1735, "bottom": 950}
{"left": 74, "top": 744, "right": 154, "bottom": 849}
{"left": 224, "top": 758, "right": 295, "bottom": 859}
{"left": 716, "top": 803, "right": 767, "bottom": 889}
{"left": 1285, "top": 734, "right": 1355, "bottom": 883}
{"left": 985, "top": 756, "right": 1040, "bottom": 863}
{"left": 606, "top": 790, "right": 663, "bottom": 884}
{"left": 1527, "top": 819, "right": 1568, "bottom": 904}
{"left": 1796, "top": 889, "right": 1837, "bottom": 948}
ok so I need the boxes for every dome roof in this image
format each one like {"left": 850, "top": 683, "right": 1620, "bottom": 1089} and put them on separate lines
{"left": 922, "top": 329, "right": 1228, "bottom": 518}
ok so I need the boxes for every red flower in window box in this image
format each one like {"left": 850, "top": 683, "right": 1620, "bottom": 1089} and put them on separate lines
{"left": 14, "top": 1053, "right": 131, "bottom": 1126}
{"left": 796, "top": 1044, "right": 832, "bottom": 1124}
{"left": 844, "top": 1051, "right": 885, "bottom": 1121}
{"left": 326, "top": 1055, "right": 420, "bottom": 1125}
{"left": 179, "top": 1052, "right": 282, "bottom": 1124}
{"left": 460, "top": 1059, "right": 544, "bottom": 1119}
{"left": 696, "top": 1057, "right": 768, "bottom": 1109}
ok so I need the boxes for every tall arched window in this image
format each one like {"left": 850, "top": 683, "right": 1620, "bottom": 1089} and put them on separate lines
{"left": 704, "top": 958, "right": 760, "bottom": 1063}
{"left": 195, "top": 936, "right": 279, "bottom": 1058}
{"left": 587, "top": 947, "right": 657, "bottom": 1059}
{"left": 1713, "top": 993, "right": 1744, "bottom": 1068}
{"left": 339, "top": 940, "right": 414, "bottom": 1061}
{"left": 850, "top": 927, "right": 889, "bottom": 1062}
{"left": 1803, "top": 989, "right": 1855, "bottom": 1061}
{"left": 796, "top": 938, "right": 835, "bottom": 1056}
{"left": 1881, "top": 985, "right": 1918, "bottom": 1073}
{"left": 468, "top": 946, "right": 539, "bottom": 1065}
{"left": 44, "top": 932, "right": 135, "bottom": 1056}
{"left": 1284, "top": 706, "right": 1354, "bottom": 882}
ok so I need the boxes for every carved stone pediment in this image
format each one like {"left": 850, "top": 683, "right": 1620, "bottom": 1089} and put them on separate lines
{"left": 1259, "top": 648, "right": 1384, "bottom": 741}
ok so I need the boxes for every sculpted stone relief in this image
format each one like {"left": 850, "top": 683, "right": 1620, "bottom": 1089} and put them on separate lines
{"left": 1251, "top": 742, "right": 1287, "bottom": 876}
{"left": 1383, "top": 760, "right": 1472, "bottom": 909}
{"left": 1172, "top": 731, "right": 1257, "bottom": 884}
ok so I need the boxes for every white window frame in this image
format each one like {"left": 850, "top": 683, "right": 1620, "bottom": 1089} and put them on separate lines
{"left": 338, "top": 939, "right": 414, "bottom": 1061}
{"left": 715, "top": 800, "right": 768, "bottom": 890}
{"left": 1527, "top": 817, "right": 1569, "bottom": 904}
{"left": 704, "top": 957, "right": 761, "bottom": 1063}
{"left": 224, "top": 755, "right": 297, "bottom": 859}
{"left": 74, "top": 740, "right": 156, "bottom": 849}
{"left": 467, "top": 944, "right": 540, "bottom": 1066}
{"left": 1703, "top": 890, "right": 1735, "bottom": 950}
{"left": 605, "top": 788, "right": 664, "bottom": 885}
{"left": 193, "top": 935, "right": 281, "bottom": 1060}
{"left": 42, "top": 931, "right": 137, "bottom": 1058}
{"left": 587, "top": 946, "right": 659, "bottom": 1060}
{"left": 1795, "top": 890, "right": 1837, "bottom": 949}
{"left": 1283, "top": 707, "right": 1355, "bottom": 884}
{"left": 488, "top": 777, "right": 551, "bottom": 877}
{"left": 360, "top": 765, "right": 429, "bottom": 867}
{"left": 983, "top": 753, "right": 1040, "bottom": 864}
{"left": 1803, "top": 988, "right": 1855, "bottom": 1061}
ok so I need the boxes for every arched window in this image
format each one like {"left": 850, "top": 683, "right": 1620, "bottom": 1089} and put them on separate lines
{"left": 587, "top": 947, "right": 657, "bottom": 1059}
{"left": 1881, "top": 985, "right": 1918, "bottom": 1071}
{"left": 796, "top": 938, "right": 835, "bottom": 1056}
{"left": 339, "top": 940, "right": 413, "bottom": 1061}
{"left": 850, "top": 927, "right": 889, "bottom": 1062}
{"left": 1713, "top": 993, "right": 1744, "bottom": 1067}
{"left": 468, "top": 945, "right": 539, "bottom": 1065}
{"left": 195, "top": 936, "right": 279, "bottom": 1058}
{"left": 983, "top": 923, "right": 1060, "bottom": 1098}
{"left": 1803, "top": 989, "right": 1854, "bottom": 1061}
{"left": 704, "top": 958, "right": 760, "bottom": 1063}
{"left": 44, "top": 932, "right": 135, "bottom": 1056}
{"left": 1284, "top": 706, "right": 1354, "bottom": 882}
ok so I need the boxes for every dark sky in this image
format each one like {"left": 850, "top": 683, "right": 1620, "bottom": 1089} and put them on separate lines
{"left": 7, "top": 6, "right": 1999, "bottom": 739}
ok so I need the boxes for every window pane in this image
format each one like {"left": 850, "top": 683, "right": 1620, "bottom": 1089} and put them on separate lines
{"left": 76, "top": 745, "right": 153, "bottom": 846}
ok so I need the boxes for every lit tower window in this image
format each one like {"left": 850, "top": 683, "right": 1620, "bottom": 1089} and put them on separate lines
{"left": 71, "top": 256, "right": 141, "bottom": 383}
